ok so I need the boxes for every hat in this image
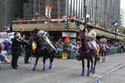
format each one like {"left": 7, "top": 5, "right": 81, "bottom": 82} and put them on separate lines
{"left": 100, "top": 38, "right": 107, "bottom": 43}
{"left": 102, "top": 38, "right": 107, "bottom": 43}
{"left": 87, "top": 30, "right": 96, "bottom": 39}
{"left": 33, "top": 28, "right": 38, "bottom": 34}
{"left": 15, "top": 32, "right": 21, "bottom": 38}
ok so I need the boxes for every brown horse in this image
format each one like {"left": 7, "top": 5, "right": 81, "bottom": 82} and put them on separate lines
{"left": 77, "top": 30, "right": 99, "bottom": 76}
{"left": 98, "top": 40, "right": 108, "bottom": 62}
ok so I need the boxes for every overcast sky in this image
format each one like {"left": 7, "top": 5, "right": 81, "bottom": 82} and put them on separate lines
{"left": 121, "top": 0, "right": 125, "bottom": 26}
{"left": 121, "top": 0, "right": 125, "bottom": 9}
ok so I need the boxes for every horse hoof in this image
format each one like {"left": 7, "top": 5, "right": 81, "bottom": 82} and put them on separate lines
{"left": 81, "top": 74, "right": 84, "bottom": 76}
{"left": 92, "top": 71, "right": 95, "bottom": 74}
{"left": 87, "top": 74, "right": 90, "bottom": 76}
{"left": 90, "top": 69, "right": 93, "bottom": 72}
{"left": 32, "top": 68, "right": 35, "bottom": 71}
{"left": 81, "top": 70, "right": 84, "bottom": 76}
{"left": 49, "top": 66, "right": 52, "bottom": 70}
{"left": 42, "top": 68, "right": 45, "bottom": 71}
{"left": 87, "top": 71, "right": 90, "bottom": 76}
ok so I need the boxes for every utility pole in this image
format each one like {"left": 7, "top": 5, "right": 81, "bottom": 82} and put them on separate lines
{"left": 57, "top": 0, "right": 60, "bottom": 19}
{"left": 83, "top": 0, "right": 87, "bottom": 31}
{"left": 95, "top": 0, "right": 98, "bottom": 25}
{"left": 104, "top": 0, "right": 107, "bottom": 29}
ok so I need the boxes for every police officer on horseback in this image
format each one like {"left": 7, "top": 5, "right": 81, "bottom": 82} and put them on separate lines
{"left": 87, "top": 28, "right": 97, "bottom": 51}
{"left": 86, "top": 28, "right": 100, "bottom": 60}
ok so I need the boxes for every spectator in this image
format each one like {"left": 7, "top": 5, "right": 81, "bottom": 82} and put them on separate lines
{"left": 0, "top": 43, "right": 10, "bottom": 63}
{"left": 3, "top": 40, "right": 11, "bottom": 55}
{"left": 55, "top": 39, "right": 64, "bottom": 57}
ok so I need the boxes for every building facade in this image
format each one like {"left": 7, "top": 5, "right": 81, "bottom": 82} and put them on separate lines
{"left": 0, "top": 0, "right": 24, "bottom": 30}
{"left": 0, "top": 0, "right": 121, "bottom": 31}
{"left": 23, "top": 0, "right": 66, "bottom": 19}
{"left": 65, "top": 0, "right": 121, "bottom": 30}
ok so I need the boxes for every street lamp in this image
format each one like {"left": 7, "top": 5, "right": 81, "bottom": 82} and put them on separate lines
{"left": 95, "top": 0, "right": 98, "bottom": 25}
{"left": 80, "top": 14, "right": 90, "bottom": 31}
{"left": 86, "top": 14, "right": 90, "bottom": 23}
{"left": 114, "top": 22, "right": 118, "bottom": 41}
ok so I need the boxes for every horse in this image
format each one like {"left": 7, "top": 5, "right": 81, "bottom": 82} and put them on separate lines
{"left": 77, "top": 30, "right": 99, "bottom": 76}
{"left": 98, "top": 38, "right": 108, "bottom": 62}
{"left": 31, "top": 30, "right": 56, "bottom": 71}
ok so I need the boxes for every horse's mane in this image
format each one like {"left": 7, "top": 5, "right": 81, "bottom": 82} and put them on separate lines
{"left": 80, "top": 30, "right": 90, "bottom": 51}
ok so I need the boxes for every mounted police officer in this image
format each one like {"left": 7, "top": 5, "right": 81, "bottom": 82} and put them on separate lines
{"left": 86, "top": 27, "right": 98, "bottom": 55}
{"left": 11, "top": 32, "right": 27, "bottom": 69}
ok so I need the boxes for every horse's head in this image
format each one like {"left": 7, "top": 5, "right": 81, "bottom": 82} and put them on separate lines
{"left": 79, "top": 29, "right": 87, "bottom": 43}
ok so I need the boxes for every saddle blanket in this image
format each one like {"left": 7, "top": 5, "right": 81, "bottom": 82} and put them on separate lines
{"left": 87, "top": 41, "right": 99, "bottom": 55}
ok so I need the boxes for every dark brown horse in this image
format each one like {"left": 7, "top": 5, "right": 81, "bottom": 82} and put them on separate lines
{"left": 98, "top": 40, "right": 108, "bottom": 62}
{"left": 77, "top": 30, "right": 99, "bottom": 76}
{"left": 31, "top": 30, "right": 56, "bottom": 71}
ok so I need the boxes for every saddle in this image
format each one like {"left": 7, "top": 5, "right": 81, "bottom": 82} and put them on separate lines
{"left": 87, "top": 41, "right": 97, "bottom": 55}
{"left": 77, "top": 41, "right": 97, "bottom": 61}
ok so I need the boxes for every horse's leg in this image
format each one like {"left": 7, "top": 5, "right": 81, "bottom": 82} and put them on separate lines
{"left": 81, "top": 59, "right": 85, "bottom": 76}
{"left": 33, "top": 56, "right": 39, "bottom": 71}
{"left": 49, "top": 56, "right": 54, "bottom": 69}
{"left": 101, "top": 52, "right": 104, "bottom": 62}
{"left": 103, "top": 52, "right": 106, "bottom": 62}
{"left": 102, "top": 52, "right": 104, "bottom": 62}
{"left": 43, "top": 56, "right": 46, "bottom": 71}
{"left": 92, "top": 56, "right": 97, "bottom": 73}
{"left": 102, "top": 52, "right": 106, "bottom": 62}
{"left": 100, "top": 52, "right": 103, "bottom": 62}
{"left": 87, "top": 58, "right": 90, "bottom": 76}
{"left": 90, "top": 57, "right": 93, "bottom": 72}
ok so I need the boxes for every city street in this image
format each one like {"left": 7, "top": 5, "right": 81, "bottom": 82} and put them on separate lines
{"left": 0, "top": 53, "right": 125, "bottom": 83}
{"left": 0, "top": 0, "right": 124, "bottom": 83}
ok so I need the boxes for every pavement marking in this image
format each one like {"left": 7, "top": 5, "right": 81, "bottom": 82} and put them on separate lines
{"left": 92, "top": 74, "right": 102, "bottom": 78}
{"left": 86, "top": 63, "right": 123, "bottom": 83}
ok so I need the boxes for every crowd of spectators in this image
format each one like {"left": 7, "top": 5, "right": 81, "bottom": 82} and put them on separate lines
{"left": 55, "top": 38, "right": 125, "bottom": 59}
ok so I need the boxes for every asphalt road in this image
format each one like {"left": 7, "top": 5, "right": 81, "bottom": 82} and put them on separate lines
{"left": 0, "top": 53, "right": 125, "bottom": 83}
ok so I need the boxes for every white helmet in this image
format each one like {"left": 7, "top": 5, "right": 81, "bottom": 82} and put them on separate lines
{"left": 37, "top": 30, "right": 48, "bottom": 38}
{"left": 102, "top": 38, "right": 107, "bottom": 43}
{"left": 15, "top": 32, "right": 21, "bottom": 38}
{"left": 100, "top": 39, "right": 103, "bottom": 42}
{"left": 100, "top": 38, "right": 107, "bottom": 43}
{"left": 87, "top": 30, "right": 96, "bottom": 39}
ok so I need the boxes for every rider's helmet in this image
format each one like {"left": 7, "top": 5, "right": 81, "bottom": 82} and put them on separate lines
{"left": 100, "top": 38, "right": 103, "bottom": 43}
{"left": 102, "top": 38, "right": 107, "bottom": 43}
{"left": 37, "top": 30, "right": 48, "bottom": 38}
{"left": 87, "top": 29, "right": 96, "bottom": 39}
{"left": 33, "top": 28, "right": 39, "bottom": 35}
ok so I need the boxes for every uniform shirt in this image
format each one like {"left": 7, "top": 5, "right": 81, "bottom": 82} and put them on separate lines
{"left": 11, "top": 37, "right": 22, "bottom": 49}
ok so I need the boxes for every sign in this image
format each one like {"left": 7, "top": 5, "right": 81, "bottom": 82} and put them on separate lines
{"left": 62, "top": 53, "right": 67, "bottom": 60}
{"left": 62, "top": 32, "right": 76, "bottom": 37}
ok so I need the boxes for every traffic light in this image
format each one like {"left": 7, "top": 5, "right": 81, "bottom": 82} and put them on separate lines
{"left": 76, "top": 21, "right": 80, "bottom": 29}
{"left": 64, "top": 19, "right": 69, "bottom": 29}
